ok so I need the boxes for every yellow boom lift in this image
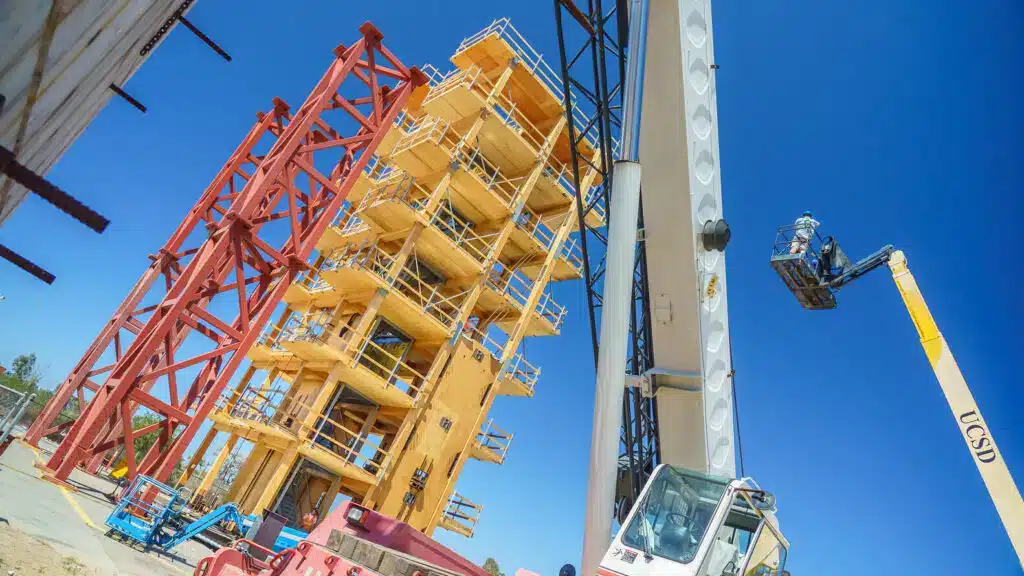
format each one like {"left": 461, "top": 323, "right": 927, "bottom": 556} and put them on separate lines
{"left": 770, "top": 226, "right": 1024, "bottom": 569}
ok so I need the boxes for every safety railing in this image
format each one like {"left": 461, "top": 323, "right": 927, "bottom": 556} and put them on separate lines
{"left": 475, "top": 418, "right": 513, "bottom": 463}
{"left": 457, "top": 146, "right": 520, "bottom": 206}
{"left": 490, "top": 91, "right": 548, "bottom": 154}
{"left": 461, "top": 326, "right": 540, "bottom": 394}
{"left": 321, "top": 240, "right": 394, "bottom": 281}
{"left": 391, "top": 116, "right": 463, "bottom": 158}
{"left": 392, "top": 258, "right": 470, "bottom": 330}
{"left": 292, "top": 263, "right": 333, "bottom": 295}
{"left": 357, "top": 170, "right": 431, "bottom": 214}
{"left": 392, "top": 115, "right": 524, "bottom": 209}
{"left": 340, "top": 214, "right": 371, "bottom": 238}
{"left": 486, "top": 265, "right": 567, "bottom": 330}
{"left": 772, "top": 224, "right": 826, "bottom": 265}
{"left": 255, "top": 321, "right": 289, "bottom": 352}
{"left": 224, "top": 386, "right": 288, "bottom": 425}
{"left": 515, "top": 207, "right": 561, "bottom": 251}
{"left": 456, "top": 18, "right": 597, "bottom": 148}
{"left": 273, "top": 308, "right": 426, "bottom": 401}
{"left": 363, "top": 154, "right": 396, "bottom": 182}
{"left": 320, "top": 238, "right": 470, "bottom": 330}
{"left": 558, "top": 235, "right": 584, "bottom": 271}
{"left": 304, "top": 399, "right": 391, "bottom": 479}
{"left": 429, "top": 200, "right": 499, "bottom": 265}
{"left": 420, "top": 63, "right": 449, "bottom": 87}
{"left": 278, "top": 307, "right": 335, "bottom": 345}
{"left": 422, "top": 65, "right": 488, "bottom": 107}
{"left": 222, "top": 385, "right": 393, "bottom": 480}
{"left": 347, "top": 328, "right": 426, "bottom": 399}
{"left": 443, "top": 492, "right": 482, "bottom": 533}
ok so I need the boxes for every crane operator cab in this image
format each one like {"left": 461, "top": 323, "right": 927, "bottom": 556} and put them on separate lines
{"left": 598, "top": 465, "right": 790, "bottom": 576}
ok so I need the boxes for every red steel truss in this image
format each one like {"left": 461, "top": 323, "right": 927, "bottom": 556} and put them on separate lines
{"left": 31, "top": 23, "right": 425, "bottom": 484}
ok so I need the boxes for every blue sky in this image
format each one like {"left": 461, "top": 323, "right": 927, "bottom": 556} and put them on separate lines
{"left": 1, "top": 0, "right": 1022, "bottom": 574}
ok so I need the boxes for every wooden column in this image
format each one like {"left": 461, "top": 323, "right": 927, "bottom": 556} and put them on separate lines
{"left": 192, "top": 433, "right": 238, "bottom": 502}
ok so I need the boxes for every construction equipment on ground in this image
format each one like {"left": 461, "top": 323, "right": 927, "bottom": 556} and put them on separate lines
{"left": 771, "top": 225, "right": 1024, "bottom": 569}
{"left": 105, "top": 475, "right": 248, "bottom": 552}
{"left": 196, "top": 501, "right": 490, "bottom": 576}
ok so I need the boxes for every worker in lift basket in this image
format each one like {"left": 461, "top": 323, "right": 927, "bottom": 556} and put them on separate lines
{"left": 789, "top": 210, "right": 820, "bottom": 255}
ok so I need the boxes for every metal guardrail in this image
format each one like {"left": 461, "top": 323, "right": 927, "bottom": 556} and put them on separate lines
{"left": 456, "top": 18, "right": 593, "bottom": 144}
{"left": 215, "top": 385, "right": 392, "bottom": 480}
{"left": 320, "top": 241, "right": 472, "bottom": 329}
{"left": 486, "top": 265, "right": 567, "bottom": 331}
{"left": 476, "top": 418, "right": 512, "bottom": 463}
{"left": 274, "top": 305, "right": 426, "bottom": 400}
{"left": 443, "top": 491, "right": 482, "bottom": 531}
{"left": 0, "top": 384, "right": 33, "bottom": 446}
{"left": 772, "top": 224, "right": 826, "bottom": 265}
{"left": 461, "top": 327, "right": 540, "bottom": 394}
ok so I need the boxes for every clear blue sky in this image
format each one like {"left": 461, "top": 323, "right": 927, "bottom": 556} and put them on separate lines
{"left": 2, "top": 0, "right": 1022, "bottom": 574}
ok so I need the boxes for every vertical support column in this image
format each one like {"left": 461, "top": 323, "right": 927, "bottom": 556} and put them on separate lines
{"left": 250, "top": 447, "right": 300, "bottom": 514}
{"left": 250, "top": 363, "right": 344, "bottom": 514}
{"left": 177, "top": 427, "right": 218, "bottom": 487}
{"left": 192, "top": 433, "right": 238, "bottom": 503}
{"left": 340, "top": 224, "right": 424, "bottom": 350}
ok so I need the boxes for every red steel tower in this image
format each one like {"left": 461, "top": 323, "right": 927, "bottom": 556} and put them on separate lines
{"left": 29, "top": 23, "right": 426, "bottom": 485}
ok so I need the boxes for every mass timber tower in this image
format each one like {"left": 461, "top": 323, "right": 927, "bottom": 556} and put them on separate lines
{"left": 181, "top": 21, "right": 602, "bottom": 537}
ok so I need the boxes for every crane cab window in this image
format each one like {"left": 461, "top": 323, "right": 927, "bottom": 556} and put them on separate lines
{"left": 620, "top": 466, "right": 730, "bottom": 564}
{"left": 701, "top": 497, "right": 759, "bottom": 576}
{"left": 741, "top": 520, "right": 787, "bottom": 576}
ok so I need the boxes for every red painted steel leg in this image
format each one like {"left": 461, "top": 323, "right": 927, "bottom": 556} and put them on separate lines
{"left": 42, "top": 23, "right": 425, "bottom": 484}
{"left": 25, "top": 111, "right": 285, "bottom": 448}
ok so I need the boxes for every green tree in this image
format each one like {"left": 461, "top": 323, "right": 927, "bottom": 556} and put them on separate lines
{"left": 482, "top": 558, "right": 504, "bottom": 576}
{"left": 1, "top": 353, "right": 41, "bottom": 393}
{"left": 10, "top": 353, "right": 40, "bottom": 389}
{"left": 132, "top": 412, "right": 162, "bottom": 457}
{"left": 129, "top": 412, "right": 185, "bottom": 481}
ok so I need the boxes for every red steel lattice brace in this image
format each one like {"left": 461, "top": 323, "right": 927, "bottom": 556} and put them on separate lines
{"left": 35, "top": 23, "right": 426, "bottom": 484}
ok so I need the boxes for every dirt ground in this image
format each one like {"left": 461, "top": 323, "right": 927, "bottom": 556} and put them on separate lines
{"left": 0, "top": 524, "right": 94, "bottom": 575}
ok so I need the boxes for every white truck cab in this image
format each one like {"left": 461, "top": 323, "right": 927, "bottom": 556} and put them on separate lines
{"left": 598, "top": 465, "right": 789, "bottom": 576}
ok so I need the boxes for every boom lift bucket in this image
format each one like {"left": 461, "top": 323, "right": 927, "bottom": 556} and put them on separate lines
{"left": 770, "top": 225, "right": 837, "bottom": 310}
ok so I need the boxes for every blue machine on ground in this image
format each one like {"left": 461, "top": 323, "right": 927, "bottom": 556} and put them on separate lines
{"left": 105, "top": 475, "right": 248, "bottom": 551}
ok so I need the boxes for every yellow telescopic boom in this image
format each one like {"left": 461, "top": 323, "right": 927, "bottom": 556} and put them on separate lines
{"left": 889, "top": 250, "right": 1024, "bottom": 568}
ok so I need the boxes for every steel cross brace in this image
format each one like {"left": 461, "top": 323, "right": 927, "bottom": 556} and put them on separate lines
{"left": 34, "top": 23, "right": 425, "bottom": 485}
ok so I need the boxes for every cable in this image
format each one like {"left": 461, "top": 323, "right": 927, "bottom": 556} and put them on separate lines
{"left": 728, "top": 340, "right": 745, "bottom": 478}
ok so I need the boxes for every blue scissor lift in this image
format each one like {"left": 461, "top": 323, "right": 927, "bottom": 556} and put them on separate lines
{"left": 105, "top": 475, "right": 247, "bottom": 552}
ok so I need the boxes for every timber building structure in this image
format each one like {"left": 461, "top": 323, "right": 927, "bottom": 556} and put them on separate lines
{"left": 176, "top": 20, "right": 602, "bottom": 538}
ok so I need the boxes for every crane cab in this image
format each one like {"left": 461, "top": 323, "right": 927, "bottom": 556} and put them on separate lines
{"left": 598, "top": 465, "right": 790, "bottom": 576}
